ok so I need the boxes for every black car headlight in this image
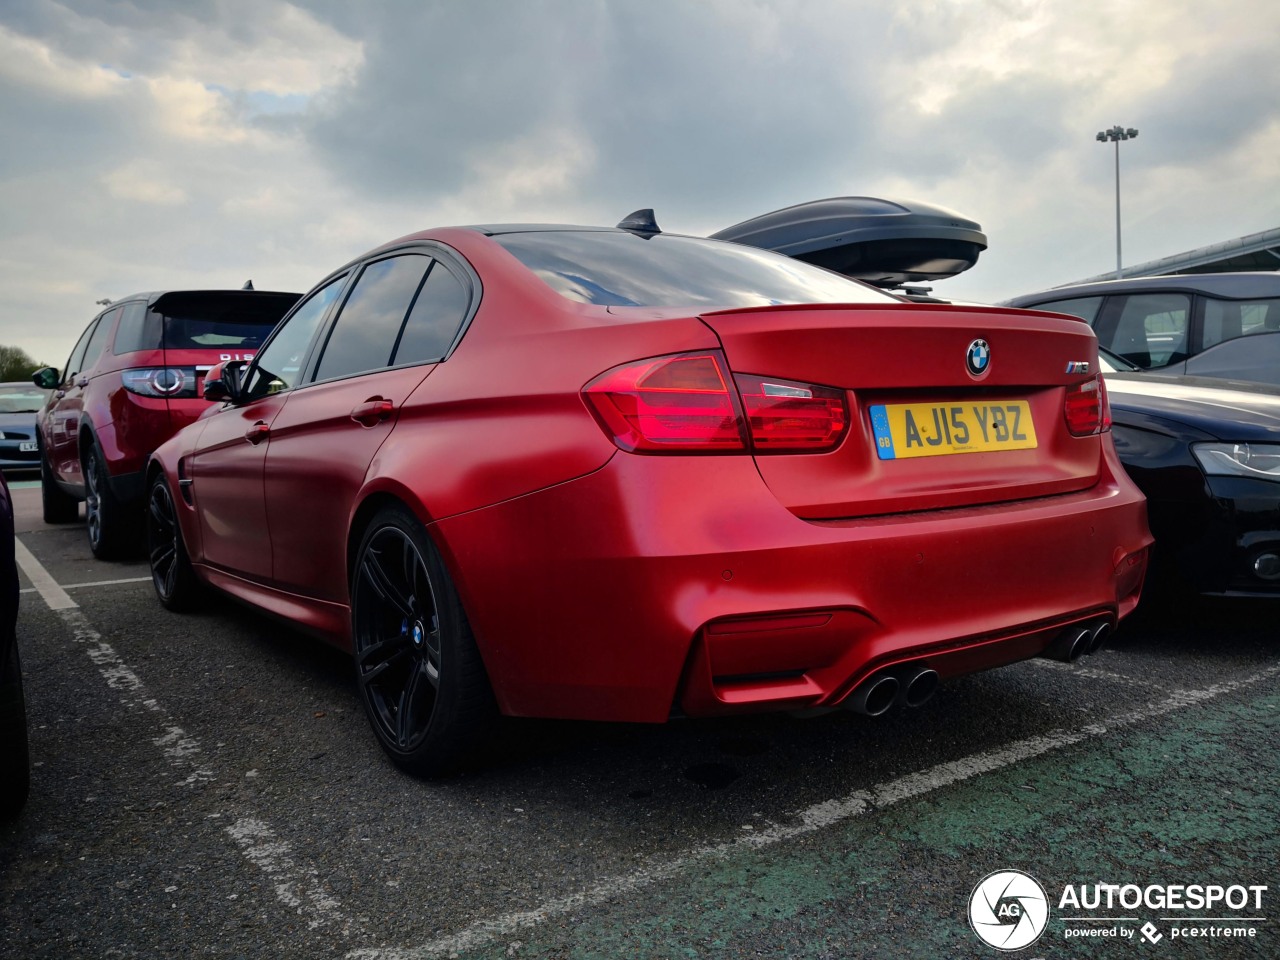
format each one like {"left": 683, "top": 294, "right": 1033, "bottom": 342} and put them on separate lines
{"left": 1192, "top": 443, "right": 1280, "bottom": 480}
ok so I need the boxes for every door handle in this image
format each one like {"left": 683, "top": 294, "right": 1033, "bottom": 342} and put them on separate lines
{"left": 244, "top": 421, "right": 269, "bottom": 444}
{"left": 76, "top": 377, "right": 89, "bottom": 388}
{"left": 350, "top": 398, "right": 394, "bottom": 427}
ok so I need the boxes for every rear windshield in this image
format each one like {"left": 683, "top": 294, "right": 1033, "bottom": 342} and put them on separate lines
{"left": 493, "top": 230, "right": 898, "bottom": 308}
{"left": 114, "top": 292, "right": 300, "bottom": 353}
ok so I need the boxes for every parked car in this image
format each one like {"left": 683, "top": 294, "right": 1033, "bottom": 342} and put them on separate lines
{"left": 1003, "top": 273, "right": 1280, "bottom": 386}
{"left": 0, "top": 470, "right": 27, "bottom": 819}
{"left": 33, "top": 289, "right": 300, "bottom": 558}
{"left": 145, "top": 216, "right": 1151, "bottom": 776}
{"left": 0, "top": 382, "right": 48, "bottom": 471}
{"left": 1097, "top": 349, "right": 1280, "bottom": 597}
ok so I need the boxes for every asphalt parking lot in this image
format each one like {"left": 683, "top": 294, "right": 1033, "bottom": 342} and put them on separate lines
{"left": 1, "top": 480, "right": 1277, "bottom": 960}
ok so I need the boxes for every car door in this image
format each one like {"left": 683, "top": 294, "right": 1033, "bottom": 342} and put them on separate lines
{"left": 188, "top": 276, "right": 347, "bottom": 579}
{"left": 263, "top": 250, "right": 474, "bottom": 603}
{"left": 49, "top": 308, "right": 118, "bottom": 482}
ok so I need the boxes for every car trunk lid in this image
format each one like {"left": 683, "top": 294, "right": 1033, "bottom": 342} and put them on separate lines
{"left": 699, "top": 302, "right": 1106, "bottom": 519}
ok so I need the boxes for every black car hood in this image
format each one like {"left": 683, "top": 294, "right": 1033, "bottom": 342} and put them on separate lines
{"left": 1105, "top": 372, "right": 1280, "bottom": 441}
{"left": 0, "top": 412, "right": 37, "bottom": 430}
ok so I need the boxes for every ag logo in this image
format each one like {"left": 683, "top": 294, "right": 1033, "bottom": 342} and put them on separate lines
{"left": 968, "top": 869, "right": 1050, "bottom": 951}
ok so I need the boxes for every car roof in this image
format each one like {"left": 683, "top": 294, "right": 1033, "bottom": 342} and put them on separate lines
{"left": 1003, "top": 271, "right": 1280, "bottom": 307}
{"left": 98, "top": 289, "right": 302, "bottom": 309}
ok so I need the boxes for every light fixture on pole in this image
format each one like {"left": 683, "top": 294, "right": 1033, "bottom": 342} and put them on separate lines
{"left": 1096, "top": 125, "right": 1138, "bottom": 280}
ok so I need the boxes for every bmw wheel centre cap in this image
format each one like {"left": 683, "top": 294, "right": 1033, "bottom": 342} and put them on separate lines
{"left": 967, "top": 338, "right": 991, "bottom": 378}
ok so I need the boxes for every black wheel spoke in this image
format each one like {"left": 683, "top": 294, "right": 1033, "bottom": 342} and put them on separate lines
{"left": 360, "top": 549, "right": 415, "bottom": 620}
{"left": 395, "top": 662, "right": 427, "bottom": 747}
{"left": 358, "top": 633, "right": 414, "bottom": 681}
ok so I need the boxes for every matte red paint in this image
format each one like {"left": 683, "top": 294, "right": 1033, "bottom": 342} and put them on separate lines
{"left": 148, "top": 226, "right": 1153, "bottom": 724}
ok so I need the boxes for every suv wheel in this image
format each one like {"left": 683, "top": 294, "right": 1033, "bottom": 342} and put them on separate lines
{"left": 83, "top": 442, "right": 139, "bottom": 560}
{"left": 40, "top": 445, "right": 79, "bottom": 524}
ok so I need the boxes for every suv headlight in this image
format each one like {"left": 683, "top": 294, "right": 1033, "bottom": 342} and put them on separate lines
{"left": 1192, "top": 443, "right": 1280, "bottom": 480}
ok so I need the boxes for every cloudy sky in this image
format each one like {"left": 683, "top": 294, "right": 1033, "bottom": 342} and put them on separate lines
{"left": 2, "top": 0, "right": 1277, "bottom": 366}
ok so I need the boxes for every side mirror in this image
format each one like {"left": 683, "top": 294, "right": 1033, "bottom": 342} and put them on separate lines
{"left": 31, "top": 367, "right": 60, "bottom": 390}
{"left": 203, "top": 360, "right": 245, "bottom": 403}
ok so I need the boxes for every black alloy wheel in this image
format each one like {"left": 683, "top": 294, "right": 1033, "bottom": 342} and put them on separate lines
{"left": 83, "top": 445, "right": 126, "bottom": 559}
{"left": 351, "top": 505, "right": 494, "bottom": 776}
{"left": 146, "top": 474, "right": 199, "bottom": 611}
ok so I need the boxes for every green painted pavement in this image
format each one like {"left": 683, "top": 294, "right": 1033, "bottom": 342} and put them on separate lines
{"left": 451, "top": 686, "right": 1278, "bottom": 960}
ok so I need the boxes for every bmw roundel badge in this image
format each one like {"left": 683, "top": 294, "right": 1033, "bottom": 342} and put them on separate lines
{"left": 966, "top": 338, "right": 991, "bottom": 378}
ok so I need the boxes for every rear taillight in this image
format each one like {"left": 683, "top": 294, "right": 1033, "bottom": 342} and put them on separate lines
{"left": 583, "top": 352, "right": 747, "bottom": 452}
{"left": 122, "top": 367, "right": 200, "bottom": 399}
{"left": 1064, "top": 375, "right": 1111, "bottom": 436}
{"left": 734, "top": 375, "right": 848, "bottom": 451}
{"left": 583, "top": 351, "right": 848, "bottom": 454}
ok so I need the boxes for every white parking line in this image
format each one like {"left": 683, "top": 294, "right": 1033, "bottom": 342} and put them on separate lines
{"left": 346, "top": 664, "right": 1280, "bottom": 960}
{"left": 15, "top": 537, "right": 356, "bottom": 933}
{"left": 1029, "top": 657, "right": 1170, "bottom": 690}
{"left": 19, "top": 575, "right": 153, "bottom": 595}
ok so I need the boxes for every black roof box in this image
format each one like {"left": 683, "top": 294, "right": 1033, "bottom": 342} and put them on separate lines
{"left": 710, "top": 196, "right": 987, "bottom": 287}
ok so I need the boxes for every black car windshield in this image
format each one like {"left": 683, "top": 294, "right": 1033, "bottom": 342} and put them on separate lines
{"left": 0, "top": 385, "right": 47, "bottom": 413}
{"left": 494, "top": 230, "right": 898, "bottom": 308}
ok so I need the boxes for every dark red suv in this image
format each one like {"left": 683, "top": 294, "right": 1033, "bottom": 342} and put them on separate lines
{"left": 34, "top": 289, "right": 300, "bottom": 558}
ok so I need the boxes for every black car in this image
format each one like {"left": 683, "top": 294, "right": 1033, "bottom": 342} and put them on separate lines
{"left": 0, "top": 382, "right": 46, "bottom": 472}
{"left": 1004, "top": 273, "right": 1280, "bottom": 387}
{"left": 0, "top": 470, "right": 27, "bottom": 818}
{"left": 1101, "top": 351, "right": 1280, "bottom": 596}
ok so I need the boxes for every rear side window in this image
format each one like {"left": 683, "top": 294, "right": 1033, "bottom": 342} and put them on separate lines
{"left": 392, "top": 261, "right": 470, "bottom": 365}
{"left": 1025, "top": 296, "right": 1103, "bottom": 324}
{"left": 1201, "top": 296, "right": 1280, "bottom": 350}
{"left": 494, "top": 230, "right": 896, "bottom": 308}
{"left": 112, "top": 301, "right": 158, "bottom": 354}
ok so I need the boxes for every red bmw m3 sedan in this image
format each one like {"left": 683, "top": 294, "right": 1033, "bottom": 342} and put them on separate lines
{"left": 145, "top": 218, "right": 1152, "bottom": 775}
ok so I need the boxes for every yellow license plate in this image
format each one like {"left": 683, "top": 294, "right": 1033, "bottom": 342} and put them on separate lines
{"left": 869, "top": 401, "right": 1037, "bottom": 460}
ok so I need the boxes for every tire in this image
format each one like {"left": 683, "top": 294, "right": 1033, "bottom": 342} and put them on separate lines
{"left": 0, "top": 638, "right": 30, "bottom": 820}
{"left": 83, "top": 440, "right": 140, "bottom": 560}
{"left": 145, "top": 473, "right": 201, "bottom": 612}
{"left": 40, "top": 445, "right": 79, "bottom": 524}
{"left": 351, "top": 504, "right": 496, "bottom": 777}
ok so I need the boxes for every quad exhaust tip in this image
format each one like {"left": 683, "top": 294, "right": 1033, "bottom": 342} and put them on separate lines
{"left": 1041, "top": 618, "right": 1113, "bottom": 663}
{"left": 845, "top": 665, "right": 940, "bottom": 716}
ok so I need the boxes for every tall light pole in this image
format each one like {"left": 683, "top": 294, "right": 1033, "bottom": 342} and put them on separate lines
{"left": 1096, "top": 125, "right": 1138, "bottom": 280}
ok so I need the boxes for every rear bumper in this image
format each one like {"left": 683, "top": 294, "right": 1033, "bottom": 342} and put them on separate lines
{"left": 1151, "top": 475, "right": 1280, "bottom": 597}
{"left": 431, "top": 443, "right": 1152, "bottom": 723}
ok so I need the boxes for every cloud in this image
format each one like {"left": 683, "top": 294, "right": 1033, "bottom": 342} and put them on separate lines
{"left": 0, "top": 0, "right": 1277, "bottom": 366}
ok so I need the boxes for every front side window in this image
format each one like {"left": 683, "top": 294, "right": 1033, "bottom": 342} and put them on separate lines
{"left": 63, "top": 319, "right": 100, "bottom": 383}
{"left": 242, "top": 277, "right": 346, "bottom": 400}
{"left": 1201, "top": 296, "right": 1280, "bottom": 350}
{"left": 494, "top": 231, "right": 897, "bottom": 308}
{"left": 313, "top": 255, "right": 432, "bottom": 383}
